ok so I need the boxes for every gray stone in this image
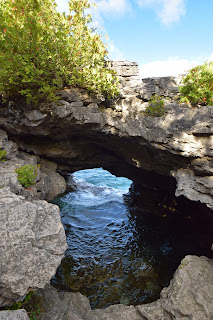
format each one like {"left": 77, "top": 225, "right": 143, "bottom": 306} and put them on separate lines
{"left": 57, "top": 88, "right": 84, "bottom": 102}
{"left": 39, "top": 159, "right": 66, "bottom": 201}
{"left": 0, "top": 129, "right": 18, "bottom": 159}
{"left": 0, "top": 187, "right": 67, "bottom": 306}
{"left": 0, "top": 309, "right": 29, "bottom": 320}
{"left": 137, "top": 255, "right": 213, "bottom": 320}
{"left": 71, "top": 101, "right": 84, "bottom": 107}
{"left": 172, "top": 168, "right": 213, "bottom": 210}
{"left": 138, "top": 76, "right": 182, "bottom": 100}
{"left": 54, "top": 101, "right": 74, "bottom": 118}
{"left": 24, "top": 110, "right": 47, "bottom": 121}
{"left": 0, "top": 130, "right": 66, "bottom": 201}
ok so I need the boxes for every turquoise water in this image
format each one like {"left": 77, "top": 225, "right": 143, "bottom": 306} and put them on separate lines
{"left": 52, "top": 168, "right": 211, "bottom": 309}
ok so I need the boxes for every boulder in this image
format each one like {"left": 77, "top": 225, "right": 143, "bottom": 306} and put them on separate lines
{"left": 137, "top": 255, "right": 213, "bottom": 320}
{"left": 39, "top": 159, "right": 66, "bottom": 201}
{"left": 0, "top": 187, "right": 67, "bottom": 306}
{"left": 0, "top": 310, "right": 29, "bottom": 320}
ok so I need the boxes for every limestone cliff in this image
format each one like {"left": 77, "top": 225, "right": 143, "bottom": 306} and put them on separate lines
{"left": 0, "top": 129, "right": 67, "bottom": 306}
{"left": 0, "top": 61, "right": 213, "bottom": 319}
{"left": 0, "top": 61, "right": 212, "bottom": 211}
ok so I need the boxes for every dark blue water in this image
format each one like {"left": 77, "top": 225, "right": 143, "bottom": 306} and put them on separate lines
{"left": 52, "top": 168, "right": 211, "bottom": 309}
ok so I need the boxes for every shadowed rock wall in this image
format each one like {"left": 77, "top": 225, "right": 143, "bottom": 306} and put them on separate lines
{"left": 0, "top": 61, "right": 212, "bottom": 211}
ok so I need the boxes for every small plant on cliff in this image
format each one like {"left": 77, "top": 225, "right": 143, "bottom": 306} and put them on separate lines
{"left": 0, "top": 0, "right": 119, "bottom": 105}
{"left": 179, "top": 61, "right": 213, "bottom": 106}
{"left": 5, "top": 291, "right": 43, "bottom": 319}
{"left": 0, "top": 148, "right": 7, "bottom": 161}
{"left": 15, "top": 164, "right": 38, "bottom": 188}
{"left": 145, "top": 95, "right": 167, "bottom": 117}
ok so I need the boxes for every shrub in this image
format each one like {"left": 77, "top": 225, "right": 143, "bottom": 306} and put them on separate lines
{"left": 0, "top": 0, "right": 119, "bottom": 105}
{"left": 0, "top": 148, "right": 7, "bottom": 161}
{"left": 179, "top": 61, "right": 213, "bottom": 106}
{"left": 145, "top": 95, "right": 167, "bottom": 117}
{"left": 15, "top": 164, "right": 38, "bottom": 188}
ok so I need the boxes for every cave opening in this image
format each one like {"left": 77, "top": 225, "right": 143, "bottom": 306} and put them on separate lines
{"left": 51, "top": 167, "right": 213, "bottom": 310}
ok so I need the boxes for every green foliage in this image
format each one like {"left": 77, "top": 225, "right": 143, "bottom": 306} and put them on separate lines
{"left": 6, "top": 291, "right": 34, "bottom": 311}
{"left": 6, "top": 291, "right": 42, "bottom": 319}
{"left": 0, "top": 148, "right": 7, "bottom": 161}
{"left": 0, "top": 0, "right": 119, "bottom": 105}
{"left": 145, "top": 95, "right": 166, "bottom": 117}
{"left": 179, "top": 61, "right": 213, "bottom": 106}
{"left": 15, "top": 164, "right": 38, "bottom": 188}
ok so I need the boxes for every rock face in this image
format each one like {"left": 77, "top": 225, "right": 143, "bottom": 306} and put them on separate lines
{"left": 0, "top": 129, "right": 67, "bottom": 307}
{"left": 0, "top": 187, "right": 67, "bottom": 306}
{"left": 0, "top": 310, "right": 29, "bottom": 320}
{"left": 138, "top": 76, "right": 182, "bottom": 100}
{"left": 137, "top": 255, "right": 213, "bottom": 319}
{"left": 27, "top": 255, "right": 213, "bottom": 320}
{"left": 172, "top": 168, "right": 213, "bottom": 210}
{"left": 0, "top": 61, "right": 212, "bottom": 212}
{"left": 0, "top": 129, "right": 66, "bottom": 201}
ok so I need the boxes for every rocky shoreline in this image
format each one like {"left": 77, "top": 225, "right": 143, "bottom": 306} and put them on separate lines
{"left": 0, "top": 61, "right": 213, "bottom": 319}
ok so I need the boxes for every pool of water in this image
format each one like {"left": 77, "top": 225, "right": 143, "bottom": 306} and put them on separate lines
{"left": 51, "top": 168, "right": 212, "bottom": 309}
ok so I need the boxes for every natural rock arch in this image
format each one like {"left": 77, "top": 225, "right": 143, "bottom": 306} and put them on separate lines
{"left": 0, "top": 61, "right": 212, "bottom": 212}
{"left": 0, "top": 61, "right": 213, "bottom": 319}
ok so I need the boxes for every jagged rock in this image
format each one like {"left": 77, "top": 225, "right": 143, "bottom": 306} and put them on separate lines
{"left": 0, "top": 128, "right": 18, "bottom": 159}
{"left": 39, "top": 159, "right": 66, "bottom": 201}
{"left": 137, "top": 255, "right": 213, "bottom": 320}
{"left": 138, "top": 76, "right": 182, "bottom": 101}
{"left": 0, "top": 129, "right": 66, "bottom": 201}
{"left": 24, "top": 110, "right": 47, "bottom": 122}
{"left": 172, "top": 168, "right": 213, "bottom": 210}
{"left": 108, "top": 60, "right": 142, "bottom": 96}
{"left": 0, "top": 187, "right": 67, "bottom": 306}
{"left": 0, "top": 309, "right": 29, "bottom": 320}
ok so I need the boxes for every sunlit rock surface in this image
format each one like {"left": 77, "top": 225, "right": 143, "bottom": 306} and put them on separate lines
{"left": 137, "top": 255, "right": 213, "bottom": 320}
{"left": 0, "top": 310, "right": 29, "bottom": 320}
{"left": 0, "top": 130, "right": 67, "bottom": 307}
{"left": 0, "top": 187, "right": 67, "bottom": 306}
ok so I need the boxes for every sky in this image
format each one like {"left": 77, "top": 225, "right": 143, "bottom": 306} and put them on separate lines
{"left": 55, "top": 0, "right": 213, "bottom": 78}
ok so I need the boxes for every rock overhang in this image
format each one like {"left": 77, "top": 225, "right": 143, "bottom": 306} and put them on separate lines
{"left": 0, "top": 61, "right": 212, "bottom": 211}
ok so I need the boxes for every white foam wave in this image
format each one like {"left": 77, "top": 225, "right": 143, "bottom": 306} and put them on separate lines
{"left": 64, "top": 177, "right": 128, "bottom": 207}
